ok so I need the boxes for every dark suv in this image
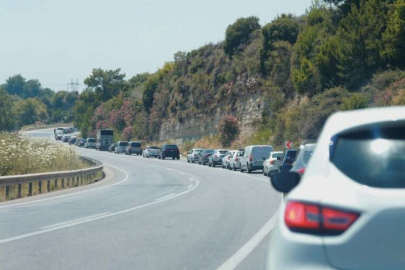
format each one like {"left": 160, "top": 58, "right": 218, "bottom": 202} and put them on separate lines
{"left": 278, "top": 149, "right": 298, "bottom": 173}
{"left": 158, "top": 144, "right": 180, "bottom": 160}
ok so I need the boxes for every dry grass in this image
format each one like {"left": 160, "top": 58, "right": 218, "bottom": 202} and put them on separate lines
{"left": 0, "top": 133, "right": 89, "bottom": 176}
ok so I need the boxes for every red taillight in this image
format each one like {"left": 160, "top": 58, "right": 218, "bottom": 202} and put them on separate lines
{"left": 270, "top": 160, "right": 275, "bottom": 165}
{"left": 235, "top": 157, "right": 239, "bottom": 161}
{"left": 285, "top": 201, "right": 359, "bottom": 235}
{"left": 297, "top": 168, "right": 306, "bottom": 174}
{"left": 214, "top": 155, "right": 218, "bottom": 158}
{"left": 249, "top": 155, "right": 253, "bottom": 162}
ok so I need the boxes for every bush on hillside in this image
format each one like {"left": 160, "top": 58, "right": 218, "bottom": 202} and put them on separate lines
{"left": 218, "top": 115, "right": 240, "bottom": 147}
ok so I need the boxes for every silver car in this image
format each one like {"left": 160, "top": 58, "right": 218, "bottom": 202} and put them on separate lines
{"left": 240, "top": 145, "right": 273, "bottom": 173}
{"left": 143, "top": 146, "right": 159, "bottom": 158}
{"left": 114, "top": 141, "right": 128, "bottom": 154}
{"left": 222, "top": 150, "right": 238, "bottom": 169}
{"left": 85, "top": 138, "right": 96, "bottom": 148}
{"left": 208, "top": 149, "right": 229, "bottom": 167}
{"left": 263, "top": 151, "right": 283, "bottom": 176}
{"left": 187, "top": 148, "right": 203, "bottom": 163}
{"left": 228, "top": 150, "right": 243, "bottom": 171}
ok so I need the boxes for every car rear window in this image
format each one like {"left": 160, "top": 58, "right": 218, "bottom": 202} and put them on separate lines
{"left": 252, "top": 146, "right": 273, "bottom": 157}
{"left": 219, "top": 150, "right": 229, "bottom": 155}
{"left": 303, "top": 150, "right": 314, "bottom": 165}
{"left": 285, "top": 150, "right": 297, "bottom": 160}
{"left": 203, "top": 150, "right": 215, "bottom": 154}
{"left": 331, "top": 122, "right": 405, "bottom": 188}
{"left": 118, "top": 142, "right": 128, "bottom": 147}
{"left": 165, "top": 145, "right": 178, "bottom": 149}
{"left": 272, "top": 152, "right": 283, "bottom": 158}
{"left": 148, "top": 146, "right": 159, "bottom": 149}
{"left": 131, "top": 142, "right": 141, "bottom": 147}
{"left": 87, "top": 138, "right": 95, "bottom": 143}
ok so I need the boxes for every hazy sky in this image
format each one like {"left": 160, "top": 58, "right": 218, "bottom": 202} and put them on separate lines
{"left": 0, "top": 0, "right": 313, "bottom": 91}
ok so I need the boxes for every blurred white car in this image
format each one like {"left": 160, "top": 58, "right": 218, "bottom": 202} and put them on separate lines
{"left": 268, "top": 107, "right": 405, "bottom": 270}
{"left": 143, "top": 146, "right": 159, "bottom": 158}
{"left": 222, "top": 150, "right": 238, "bottom": 169}
{"left": 263, "top": 151, "right": 283, "bottom": 176}
{"left": 228, "top": 150, "right": 243, "bottom": 171}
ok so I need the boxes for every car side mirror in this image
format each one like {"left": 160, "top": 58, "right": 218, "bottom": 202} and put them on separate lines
{"left": 271, "top": 172, "right": 301, "bottom": 194}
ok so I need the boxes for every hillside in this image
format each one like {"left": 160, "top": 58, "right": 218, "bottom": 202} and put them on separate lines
{"left": 74, "top": 0, "right": 405, "bottom": 149}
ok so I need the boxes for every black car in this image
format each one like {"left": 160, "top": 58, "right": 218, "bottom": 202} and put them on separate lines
{"left": 278, "top": 149, "right": 298, "bottom": 173}
{"left": 158, "top": 144, "right": 180, "bottom": 160}
{"left": 198, "top": 149, "right": 215, "bottom": 165}
{"left": 108, "top": 143, "right": 117, "bottom": 153}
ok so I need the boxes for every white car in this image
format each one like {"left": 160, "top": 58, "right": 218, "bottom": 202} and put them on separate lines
{"left": 263, "top": 151, "right": 283, "bottom": 176}
{"left": 268, "top": 106, "right": 405, "bottom": 270}
{"left": 143, "top": 146, "right": 160, "bottom": 158}
{"left": 222, "top": 150, "right": 238, "bottom": 169}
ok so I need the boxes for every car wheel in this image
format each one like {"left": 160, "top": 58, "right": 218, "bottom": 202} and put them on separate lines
{"left": 247, "top": 168, "right": 252, "bottom": 173}
{"left": 233, "top": 164, "right": 236, "bottom": 171}
{"left": 187, "top": 158, "right": 190, "bottom": 163}
{"left": 191, "top": 160, "right": 194, "bottom": 163}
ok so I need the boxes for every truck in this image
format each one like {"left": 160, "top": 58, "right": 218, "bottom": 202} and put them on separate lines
{"left": 96, "top": 129, "right": 114, "bottom": 151}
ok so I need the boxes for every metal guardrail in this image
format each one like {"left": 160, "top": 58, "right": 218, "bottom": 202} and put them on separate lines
{"left": 0, "top": 157, "right": 104, "bottom": 202}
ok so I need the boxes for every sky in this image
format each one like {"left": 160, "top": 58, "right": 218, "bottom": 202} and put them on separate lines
{"left": 0, "top": 0, "right": 313, "bottom": 92}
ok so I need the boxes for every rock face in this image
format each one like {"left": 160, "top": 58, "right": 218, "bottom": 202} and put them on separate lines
{"left": 158, "top": 93, "right": 264, "bottom": 145}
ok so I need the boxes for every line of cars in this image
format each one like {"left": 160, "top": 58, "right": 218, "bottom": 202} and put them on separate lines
{"left": 186, "top": 144, "right": 315, "bottom": 180}
{"left": 108, "top": 141, "right": 181, "bottom": 159}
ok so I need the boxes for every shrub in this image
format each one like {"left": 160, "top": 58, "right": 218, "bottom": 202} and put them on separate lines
{"left": 218, "top": 115, "right": 240, "bottom": 147}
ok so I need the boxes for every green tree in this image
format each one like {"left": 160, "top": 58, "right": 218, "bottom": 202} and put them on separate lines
{"left": 0, "top": 87, "right": 16, "bottom": 131}
{"left": 84, "top": 68, "right": 126, "bottom": 102}
{"left": 224, "top": 16, "right": 261, "bottom": 57}
{"left": 23, "top": 79, "right": 41, "bottom": 98}
{"left": 3, "top": 74, "right": 26, "bottom": 96}
{"left": 14, "top": 98, "right": 48, "bottom": 126}
{"left": 382, "top": 0, "right": 405, "bottom": 68}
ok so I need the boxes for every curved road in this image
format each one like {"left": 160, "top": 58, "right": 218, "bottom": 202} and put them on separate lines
{"left": 0, "top": 129, "right": 280, "bottom": 270}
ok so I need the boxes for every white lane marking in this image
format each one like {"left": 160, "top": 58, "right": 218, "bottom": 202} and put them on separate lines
{"left": 179, "top": 172, "right": 185, "bottom": 175}
{"left": 189, "top": 178, "right": 194, "bottom": 182}
{"left": 0, "top": 164, "right": 129, "bottom": 210}
{"left": 216, "top": 212, "right": 278, "bottom": 270}
{"left": 40, "top": 212, "right": 110, "bottom": 230}
{"left": 154, "top": 193, "right": 176, "bottom": 201}
{"left": 186, "top": 185, "right": 192, "bottom": 189}
{"left": 0, "top": 177, "right": 200, "bottom": 244}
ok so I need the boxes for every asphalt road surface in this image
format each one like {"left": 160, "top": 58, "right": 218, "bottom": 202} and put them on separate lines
{"left": 0, "top": 129, "right": 281, "bottom": 270}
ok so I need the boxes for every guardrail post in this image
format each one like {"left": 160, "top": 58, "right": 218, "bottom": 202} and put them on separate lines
{"left": 29, "top": 182, "right": 33, "bottom": 196}
{"left": 55, "top": 179, "right": 58, "bottom": 190}
{"left": 62, "top": 178, "right": 64, "bottom": 189}
{"left": 18, "top": 184, "right": 22, "bottom": 198}
{"left": 67, "top": 178, "right": 70, "bottom": 187}
{"left": 39, "top": 181, "right": 42, "bottom": 194}
{"left": 47, "top": 180, "right": 50, "bottom": 192}
{"left": 6, "top": 185, "right": 9, "bottom": 199}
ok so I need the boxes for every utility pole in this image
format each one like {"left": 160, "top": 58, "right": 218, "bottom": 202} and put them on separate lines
{"left": 67, "top": 79, "right": 79, "bottom": 92}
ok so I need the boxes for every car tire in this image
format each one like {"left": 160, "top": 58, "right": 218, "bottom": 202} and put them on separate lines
{"left": 233, "top": 164, "right": 236, "bottom": 171}
{"left": 187, "top": 158, "right": 190, "bottom": 163}
{"left": 191, "top": 160, "right": 194, "bottom": 163}
{"left": 247, "top": 168, "right": 252, "bottom": 173}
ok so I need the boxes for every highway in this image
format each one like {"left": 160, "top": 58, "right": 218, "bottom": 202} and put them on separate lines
{"left": 0, "top": 129, "right": 281, "bottom": 270}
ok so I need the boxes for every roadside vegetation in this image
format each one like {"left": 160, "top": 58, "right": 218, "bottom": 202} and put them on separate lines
{"left": 0, "top": 133, "right": 89, "bottom": 176}
{"left": 3, "top": 0, "right": 404, "bottom": 149}
{"left": 70, "top": 0, "right": 405, "bottom": 149}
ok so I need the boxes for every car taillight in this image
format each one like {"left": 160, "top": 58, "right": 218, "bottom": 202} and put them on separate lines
{"left": 214, "top": 155, "right": 217, "bottom": 158}
{"left": 297, "top": 168, "right": 306, "bottom": 174}
{"left": 235, "top": 157, "right": 239, "bottom": 161}
{"left": 228, "top": 156, "right": 231, "bottom": 160}
{"left": 285, "top": 201, "right": 359, "bottom": 235}
{"left": 249, "top": 155, "right": 253, "bottom": 162}
{"left": 270, "top": 160, "right": 275, "bottom": 165}
{"left": 194, "top": 154, "right": 197, "bottom": 157}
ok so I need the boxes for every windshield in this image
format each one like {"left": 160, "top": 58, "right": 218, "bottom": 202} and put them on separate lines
{"left": 131, "top": 142, "right": 141, "bottom": 147}
{"left": 118, "top": 142, "right": 128, "bottom": 147}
